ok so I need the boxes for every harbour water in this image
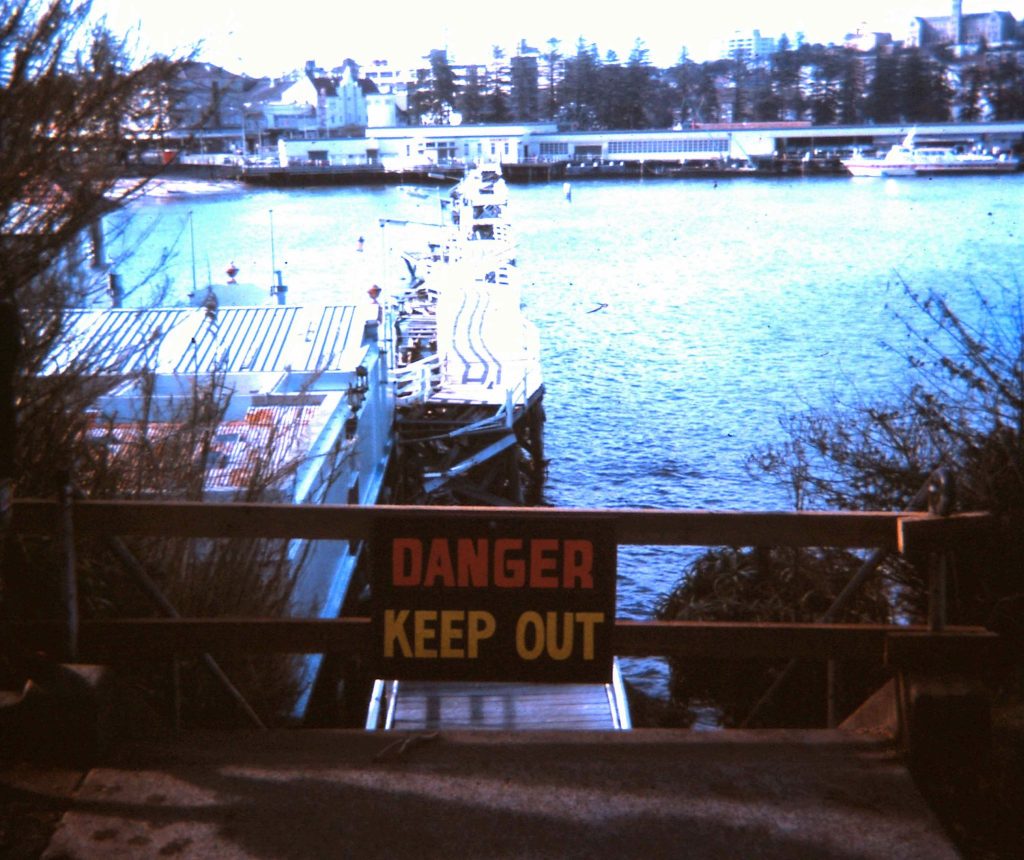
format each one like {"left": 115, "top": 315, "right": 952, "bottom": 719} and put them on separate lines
{"left": 105, "top": 173, "right": 1024, "bottom": 697}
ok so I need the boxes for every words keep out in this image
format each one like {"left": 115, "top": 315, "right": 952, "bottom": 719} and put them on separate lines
{"left": 383, "top": 609, "right": 606, "bottom": 660}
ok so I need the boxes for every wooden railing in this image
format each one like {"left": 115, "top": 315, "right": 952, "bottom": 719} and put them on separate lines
{"left": 3, "top": 498, "right": 1000, "bottom": 653}
{"left": 1, "top": 499, "right": 1006, "bottom": 742}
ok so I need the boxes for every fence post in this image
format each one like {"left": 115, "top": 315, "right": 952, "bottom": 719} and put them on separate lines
{"left": 926, "top": 468, "right": 955, "bottom": 633}
{"left": 57, "top": 471, "right": 78, "bottom": 662}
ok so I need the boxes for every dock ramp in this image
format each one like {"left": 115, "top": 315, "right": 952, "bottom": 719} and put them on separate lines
{"left": 366, "top": 659, "right": 632, "bottom": 731}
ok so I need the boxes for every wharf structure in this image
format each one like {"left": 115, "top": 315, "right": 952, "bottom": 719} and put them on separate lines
{"left": 364, "top": 164, "right": 631, "bottom": 730}
{"left": 37, "top": 163, "right": 568, "bottom": 724}
{"left": 381, "top": 165, "right": 547, "bottom": 507}
{"left": 42, "top": 296, "right": 394, "bottom": 715}
{"left": 221, "top": 120, "right": 1024, "bottom": 184}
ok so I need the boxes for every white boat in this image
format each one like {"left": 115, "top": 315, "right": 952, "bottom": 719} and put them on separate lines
{"left": 842, "top": 131, "right": 1019, "bottom": 177}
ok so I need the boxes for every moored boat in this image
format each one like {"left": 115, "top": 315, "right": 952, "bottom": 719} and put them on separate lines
{"left": 843, "top": 131, "right": 1019, "bottom": 177}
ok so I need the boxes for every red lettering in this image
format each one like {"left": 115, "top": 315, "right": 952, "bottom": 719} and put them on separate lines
{"left": 423, "top": 538, "right": 455, "bottom": 587}
{"left": 456, "top": 538, "right": 489, "bottom": 587}
{"left": 493, "top": 538, "right": 525, "bottom": 587}
{"left": 563, "top": 540, "right": 594, "bottom": 588}
{"left": 392, "top": 538, "right": 422, "bottom": 586}
{"left": 529, "top": 539, "right": 559, "bottom": 587}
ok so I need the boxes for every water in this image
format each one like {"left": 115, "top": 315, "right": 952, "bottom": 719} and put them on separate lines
{"left": 106, "top": 173, "right": 1024, "bottom": 697}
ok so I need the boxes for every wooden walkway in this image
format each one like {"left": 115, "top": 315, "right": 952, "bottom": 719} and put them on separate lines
{"left": 367, "top": 661, "right": 632, "bottom": 731}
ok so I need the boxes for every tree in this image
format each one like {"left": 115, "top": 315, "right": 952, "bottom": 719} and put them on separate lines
{"left": 769, "top": 39, "right": 804, "bottom": 120}
{"left": 897, "top": 48, "right": 951, "bottom": 122}
{"left": 669, "top": 60, "right": 721, "bottom": 125}
{"left": 510, "top": 54, "right": 539, "bottom": 122}
{"left": 0, "top": 1, "right": 305, "bottom": 726}
{"left": 458, "top": 65, "right": 485, "bottom": 124}
{"left": 984, "top": 54, "right": 1024, "bottom": 120}
{"left": 865, "top": 50, "right": 900, "bottom": 123}
{"left": 954, "top": 61, "right": 985, "bottom": 121}
{"left": 415, "top": 48, "right": 457, "bottom": 125}
{"left": 1, "top": 1, "right": 183, "bottom": 307}
{"left": 480, "top": 74, "right": 510, "bottom": 124}
{"left": 559, "top": 39, "right": 601, "bottom": 130}
{"left": 543, "top": 38, "right": 561, "bottom": 120}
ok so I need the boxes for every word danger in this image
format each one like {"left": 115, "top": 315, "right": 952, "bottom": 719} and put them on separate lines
{"left": 383, "top": 609, "right": 606, "bottom": 660}
{"left": 391, "top": 537, "right": 595, "bottom": 589}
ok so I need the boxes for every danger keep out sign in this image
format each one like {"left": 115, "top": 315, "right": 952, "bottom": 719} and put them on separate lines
{"left": 371, "top": 516, "right": 616, "bottom": 683}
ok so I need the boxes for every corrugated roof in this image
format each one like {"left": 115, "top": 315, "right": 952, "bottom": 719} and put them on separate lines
{"left": 299, "top": 305, "right": 360, "bottom": 371}
{"left": 177, "top": 306, "right": 298, "bottom": 374}
{"left": 88, "top": 402, "right": 325, "bottom": 493}
{"left": 55, "top": 308, "right": 191, "bottom": 374}
{"left": 47, "top": 304, "right": 367, "bottom": 379}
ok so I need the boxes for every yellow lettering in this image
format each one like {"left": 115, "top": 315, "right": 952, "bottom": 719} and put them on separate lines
{"left": 575, "top": 612, "right": 604, "bottom": 659}
{"left": 439, "top": 610, "right": 465, "bottom": 658}
{"left": 413, "top": 610, "right": 438, "bottom": 657}
{"left": 467, "top": 611, "right": 496, "bottom": 657}
{"left": 383, "top": 609, "right": 412, "bottom": 657}
{"left": 545, "top": 611, "right": 573, "bottom": 660}
{"left": 515, "top": 610, "right": 544, "bottom": 659}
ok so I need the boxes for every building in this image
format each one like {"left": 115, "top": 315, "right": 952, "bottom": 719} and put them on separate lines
{"left": 907, "top": 1, "right": 1021, "bottom": 50}
{"left": 723, "top": 30, "right": 777, "bottom": 63}
{"left": 305, "top": 60, "right": 373, "bottom": 135}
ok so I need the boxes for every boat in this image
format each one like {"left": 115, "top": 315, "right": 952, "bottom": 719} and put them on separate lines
{"left": 842, "top": 131, "right": 1020, "bottom": 177}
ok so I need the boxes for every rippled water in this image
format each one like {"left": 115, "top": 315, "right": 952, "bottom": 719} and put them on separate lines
{"left": 107, "top": 173, "right": 1024, "bottom": 696}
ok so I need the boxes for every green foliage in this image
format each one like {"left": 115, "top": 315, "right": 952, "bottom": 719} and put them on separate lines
{"left": 659, "top": 281, "right": 1024, "bottom": 725}
{"left": 432, "top": 34, "right": 1024, "bottom": 129}
{"left": 656, "top": 547, "right": 904, "bottom": 726}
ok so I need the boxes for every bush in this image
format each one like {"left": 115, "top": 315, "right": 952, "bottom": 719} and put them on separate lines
{"left": 658, "top": 281, "right": 1024, "bottom": 725}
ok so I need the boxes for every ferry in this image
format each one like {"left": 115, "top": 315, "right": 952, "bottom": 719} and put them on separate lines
{"left": 842, "top": 131, "right": 1020, "bottom": 177}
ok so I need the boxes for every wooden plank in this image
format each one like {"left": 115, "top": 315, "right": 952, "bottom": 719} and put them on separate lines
{"left": 0, "top": 618, "right": 374, "bottom": 659}
{"left": 896, "top": 511, "right": 1001, "bottom": 554}
{"left": 885, "top": 631, "right": 1007, "bottom": 672}
{"left": 1, "top": 619, "right": 988, "bottom": 662}
{"left": 11, "top": 499, "right": 912, "bottom": 549}
{"left": 611, "top": 620, "right": 946, "bottom": 660}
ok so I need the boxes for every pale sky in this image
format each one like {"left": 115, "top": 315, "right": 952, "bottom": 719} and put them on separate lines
{"left": 91, "top": 1, "right": 1024, "bottom": 76}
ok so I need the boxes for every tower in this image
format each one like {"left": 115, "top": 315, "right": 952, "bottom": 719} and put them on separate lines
{"left": 952, "top": 0, "right": 963, "bottom": 45}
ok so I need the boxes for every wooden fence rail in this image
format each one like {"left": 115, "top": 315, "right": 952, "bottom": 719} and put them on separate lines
{"left": 9, "top": 498, "right": 981, "bottom": 550}
{"left": 3, "top": 498, "right": 1000, "bottom": 664}
{"left": 0, "top": 617, "right": 998, "bottom": 664}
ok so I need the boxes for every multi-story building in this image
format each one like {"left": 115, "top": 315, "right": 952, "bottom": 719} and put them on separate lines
{"left": 906, "top": 1, "right": 1021, "bottom": 50}
{"left": 723, "top": 30, "right": 777, "bottom": 64}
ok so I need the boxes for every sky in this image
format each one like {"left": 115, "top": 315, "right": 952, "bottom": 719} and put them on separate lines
{"left": 91, "top": 1, "right": 1024, "bottom": 76}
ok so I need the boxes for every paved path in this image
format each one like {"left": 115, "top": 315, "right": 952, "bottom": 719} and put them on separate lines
{"left": 12, "top": 728, "right": 959, "bottom": 859}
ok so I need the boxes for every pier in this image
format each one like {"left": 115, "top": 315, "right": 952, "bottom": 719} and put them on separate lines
{"left": 383, "top": 165, "right": 546, "bottom": 506}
